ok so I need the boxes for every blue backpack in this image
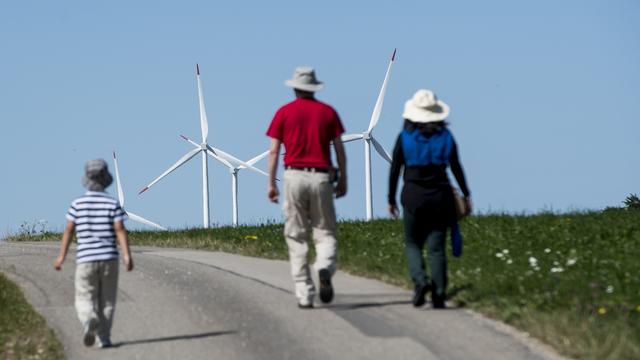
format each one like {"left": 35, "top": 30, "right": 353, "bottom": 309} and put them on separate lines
{"left": 400, "top": 127, "right": 453, "bottom": 166}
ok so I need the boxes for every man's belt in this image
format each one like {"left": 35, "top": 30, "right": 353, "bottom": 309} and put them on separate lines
{"left": 285, "top": 166, "right": 329, "bottom": 173}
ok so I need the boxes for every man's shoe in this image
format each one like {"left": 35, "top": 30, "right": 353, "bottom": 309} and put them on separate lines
{"left": 82, "top": 318, "right": 99, "bottom": 347}
{"left": 298, "top": 302, "right": 314, "bottom": 309}
{"left": 412, "top": 283, "right": 430, "bottom": 307}
{"left": 318, "top": 269, "right": 334, "bottom": 304}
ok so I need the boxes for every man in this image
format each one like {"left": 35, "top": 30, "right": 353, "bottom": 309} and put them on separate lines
{"left": 266, "top": 66, "right": 347, "bottom": 309}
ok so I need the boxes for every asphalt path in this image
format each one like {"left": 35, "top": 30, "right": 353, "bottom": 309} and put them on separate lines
{"left": 0, "top": 242, "right": 567, "bottom": 360}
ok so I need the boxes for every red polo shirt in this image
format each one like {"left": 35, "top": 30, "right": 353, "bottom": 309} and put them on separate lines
{"left": 266, "top": 98, "right": 345, "bottom": 168}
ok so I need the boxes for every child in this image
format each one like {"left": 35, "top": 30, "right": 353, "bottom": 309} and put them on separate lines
{"left": 54, "top": 159, "right": 133, "bottom": 348}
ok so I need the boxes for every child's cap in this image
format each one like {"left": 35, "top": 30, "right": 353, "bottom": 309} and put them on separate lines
{"left": 82, "top": 159, "right": 113, "bottom": 191}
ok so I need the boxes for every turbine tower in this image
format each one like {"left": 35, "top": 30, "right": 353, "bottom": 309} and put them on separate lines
{"left": 113, "top": 152, "right": 166, "bottom": 230}
{"left": 341, "top": 49, "right": 396, "bottom": 221}
{"left": 139, "top": 64, "right": 265, "bottom": 228}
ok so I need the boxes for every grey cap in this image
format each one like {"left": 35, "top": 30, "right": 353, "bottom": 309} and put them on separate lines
{"left": 285, "top": 66, "right": 324, "bottom": 92}
{"left": 82, "top": 159, "right": 113, "bottom": 191}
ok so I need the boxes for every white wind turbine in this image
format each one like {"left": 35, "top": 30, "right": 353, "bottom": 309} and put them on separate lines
{"left": 113, "top": 152, "right": 166, "bottom": 230}
{"left": 139, "top": 64, "right": 266, "bottom": 228}
{"left": 181, "top": 134, "right": 270, "bottom": 227}
{"left": 341, "top": 49, "right": 396, "bottom": 221}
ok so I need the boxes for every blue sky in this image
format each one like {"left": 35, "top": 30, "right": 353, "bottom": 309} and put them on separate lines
{"left": 1, "top": 0, "right": 638, "bottom": 234}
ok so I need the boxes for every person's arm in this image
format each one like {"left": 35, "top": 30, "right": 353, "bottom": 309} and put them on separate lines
{"left": 114, "top": 220, "right": 133, "bottom": 271}
{"left": 449, "top": 141, "right": 472, "bottom": 214}
{"left": 267, "top": 138, "right": 282, "bottom": 203}
{"left": 388, "top": 135, "right": 404, "bottom": 218}
{"left": 54, "top": 221, "right": 75, "bottom": 270}
{"left": 333, "top": 136, "right": 347, "bottom": 198}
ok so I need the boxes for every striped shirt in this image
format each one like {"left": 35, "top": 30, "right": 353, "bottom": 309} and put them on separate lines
{"left": 66, "top": 191, "right": 127, "bottom": 264}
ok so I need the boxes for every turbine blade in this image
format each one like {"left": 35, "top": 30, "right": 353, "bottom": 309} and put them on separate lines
{"left": 341, "top": 133, "right": 364, "bottom": 143}
{"left": 204, "top": 146, "right": 233, "bottom": 168}
{"left": 367, "top": 48, "right": 396, "bottom": 133}
{"left": 112, "top": 151, "right": 125, "bottom": 206}
{"left": 208, "top": 145, "right": 269, "bottom": 177}
{"left": 180, "top": 134, "right": 201, "bottom": 149}
{"left": 244, "top": 150, "right": 270, "bottom": 166}
{"left": 127, "top": 211, "right": 167, "bottom": 230}
{"left": 371, "top": 136, "right": 392, "bottom": 163}
{"left": 139, "top": 148, "right": 201, "bottom": 194}
{"left": 196, "top": 64, "right": 209, "bottom": 143}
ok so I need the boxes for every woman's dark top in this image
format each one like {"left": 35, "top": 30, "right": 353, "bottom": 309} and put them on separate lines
{"left": 388, "top": 121, "right": 470, "bottom": 227}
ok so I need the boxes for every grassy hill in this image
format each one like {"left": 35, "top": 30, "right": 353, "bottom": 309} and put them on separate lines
{"left": 7, "top": 210, "right": 640, "bottom": 359}
{"left": 0, "top": 272, "right": 64, "bottom": 359}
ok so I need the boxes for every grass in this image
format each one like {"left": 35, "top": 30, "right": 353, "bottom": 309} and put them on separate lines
{"left": 0, "top": 272, "right": 64, "bottom": 360}
{"left": 7, "top": 210, "right": 640, "bottom": 359}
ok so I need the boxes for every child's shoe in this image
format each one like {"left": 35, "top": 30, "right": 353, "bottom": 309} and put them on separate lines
{"left": 82, "top": 318, "right": 99, "bottom": 347}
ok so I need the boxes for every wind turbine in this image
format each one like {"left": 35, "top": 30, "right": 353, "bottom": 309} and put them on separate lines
{"left": 341, "top": 49, "right": 396, "bottom": 221}
{"left": 113, "top": 152, "right": 166, "bottom": 230}
{"left": 139, "top": 64, "right": 266, "bottom": 228}
{"left": 181, "top": 134, "right": 269, "bottom": 227}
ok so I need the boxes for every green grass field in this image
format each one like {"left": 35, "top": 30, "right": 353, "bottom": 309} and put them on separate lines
{"left": 7, "top": 210, "right": 640, "bottom": 359}
{"left": 0, "top": 272, "right": 64, "bottom": 360}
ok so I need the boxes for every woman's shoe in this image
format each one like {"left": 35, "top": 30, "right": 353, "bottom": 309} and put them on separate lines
{"left": 431, "top": 292, "right": 446, "bottom": 309}
{"left": 412, "top": 283, "right": 430, "bottom": 307}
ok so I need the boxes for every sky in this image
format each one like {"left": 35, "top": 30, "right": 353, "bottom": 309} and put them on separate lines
{"left": 1, "top": 0, "right": 639, "bottom": 235}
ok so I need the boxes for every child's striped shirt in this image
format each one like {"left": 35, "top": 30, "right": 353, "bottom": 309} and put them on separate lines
{"left": 66, "top": 191, "right": 127, "bottom": 263}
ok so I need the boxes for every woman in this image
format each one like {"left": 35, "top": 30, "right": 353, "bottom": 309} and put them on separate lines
{"left": 388, "top": 89, "right": 471, "bottom": 308}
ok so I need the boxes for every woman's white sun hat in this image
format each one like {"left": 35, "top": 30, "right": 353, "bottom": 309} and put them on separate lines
{"left": 285, "top": 66, "right": 324, "bottom": 92}
{"left": 402, "top": 89, "right": 450, "bottom": 123}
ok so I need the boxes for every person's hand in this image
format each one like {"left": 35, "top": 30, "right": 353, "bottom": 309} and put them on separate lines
{"left": 334, "top": 178, "right": 347, "bottom": 198}
{"left": 268, "top": 185, "right": 280, "bottom": 203}
{"left": 465, "top": 196, "right": 473, "bottom": 215}
{"left": 53, "top": 255, "right": 65, "bottom": 271}
{"left": 389, "top": 204, "right": 399, "bottom": 219}
{"left": 124, "top": 256, "right": 134, "bottom": 272}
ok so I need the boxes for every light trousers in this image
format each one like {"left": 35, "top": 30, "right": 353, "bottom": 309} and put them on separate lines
{"left": 283, "top": 169, "right": 338, "bottom": 304}
{"left": 75, "top": 259, "right": 119, "bottom": 341}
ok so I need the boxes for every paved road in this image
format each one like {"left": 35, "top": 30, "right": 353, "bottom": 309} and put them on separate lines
{"left": 0, "top": 242, "right": 567, "bottom": 360}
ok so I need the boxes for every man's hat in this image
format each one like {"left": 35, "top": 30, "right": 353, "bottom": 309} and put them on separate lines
{"left": 285, "top": 66, "right": 324, "bottom": 92}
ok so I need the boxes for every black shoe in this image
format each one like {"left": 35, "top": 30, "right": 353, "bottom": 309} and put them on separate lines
{"left": 431, "top": 292, "right": 446, "bottom": 309}
{"left": 318, "top": 269, "right": 334, "bottom": 304}
{"left": 298, "top": 302, "right": 314, "bottom": 309}
{"left": 412, "top": 283, "right": 430, "bottom": 307}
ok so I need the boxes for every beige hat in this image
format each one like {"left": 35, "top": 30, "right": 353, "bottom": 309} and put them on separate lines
{"left": 402, "top": 89, "right": 450, "bottom": 123}
{"left": 285, "top": 66, "right": 324, "bottom": 92}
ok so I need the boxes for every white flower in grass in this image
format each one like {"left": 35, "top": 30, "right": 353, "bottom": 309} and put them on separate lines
{"left": 496, "top": 253, "right": 505, "bottom": 258}
{"left": 502, "top": 249, "right": 509, "bottom": 254}
{"left": 567, "top": 258, "right": 577, "bottom": 266}
{"left": 606, "top": 285, "right": 614, "bottom": 294}
{"left": 550, "top": 267, "right": 564, "bottom": 273}
{"left": 529, "top": 257, "right": 538, "bottom": 267}
{"left": 506, "top": 259, "right": 513, "bottom": 265}
{"left": 544, "top": 248, "right": 551, "bottom": 254}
